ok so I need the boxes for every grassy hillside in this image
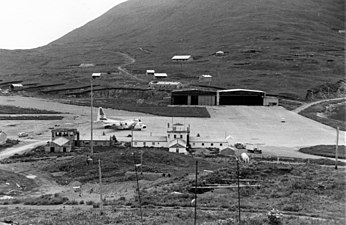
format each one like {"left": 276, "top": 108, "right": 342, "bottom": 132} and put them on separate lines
{"left": 0, "top": 0, "right": 344, "bottom": 98}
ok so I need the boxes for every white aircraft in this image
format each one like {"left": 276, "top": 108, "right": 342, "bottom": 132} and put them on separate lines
{"left": 96, "top": 107, "right": 146, "bottom": 130}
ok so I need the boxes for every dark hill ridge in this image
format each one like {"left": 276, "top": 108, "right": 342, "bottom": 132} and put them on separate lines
{"left": 0, "top": 0, "right": 344, "bottom": 97}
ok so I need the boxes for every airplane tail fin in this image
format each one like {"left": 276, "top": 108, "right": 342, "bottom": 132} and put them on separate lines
{"left": 97, "top": 107, "right": 107, "bottom": 121}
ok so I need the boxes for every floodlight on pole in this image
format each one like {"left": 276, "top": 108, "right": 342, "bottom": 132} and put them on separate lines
{"left": 90, "top": 73, "right": 101, "bottom": 157}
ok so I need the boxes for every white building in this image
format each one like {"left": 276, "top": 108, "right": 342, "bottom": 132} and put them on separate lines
{"left": 199, "top": 75, "right": 212, "bottom": 82}
{"left": 172, "top": 55, "right": 193, "bottom": 62}
{"left": 215, "top": 51, "right": 225, "bottom": 56}
{"left": 132, "top": 123, "right": 228, "bottom": 154}
{"left": 146, "top": 70, "right": 155, "bottom": 76}
{"left": 149, "top": 81, "right": 183, "bottom": 90}
{"left": 154, "top": 73, "right": 168, "bottom": 79}
{"left": 9, "top": 84, "right": 23, "bottom": 91}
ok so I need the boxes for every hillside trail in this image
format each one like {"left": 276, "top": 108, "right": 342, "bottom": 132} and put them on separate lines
{"left": 100, "top": 49, "right": 146, "bottom": 83}
{"left": 293, "top": 97, "right": 345, "bottom": 113}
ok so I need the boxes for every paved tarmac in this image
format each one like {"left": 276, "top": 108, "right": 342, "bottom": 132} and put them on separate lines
{"left": 0, "top": 95, "right": 345, "bottom": 158}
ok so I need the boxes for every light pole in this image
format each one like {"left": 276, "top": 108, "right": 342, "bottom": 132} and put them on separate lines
{"left": 90, "top": 73, "right": 101, "bottom": 157}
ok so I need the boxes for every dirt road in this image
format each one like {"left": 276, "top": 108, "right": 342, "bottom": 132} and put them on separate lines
{"left": 293, "top": 97, "right": 345, "bottom": 113}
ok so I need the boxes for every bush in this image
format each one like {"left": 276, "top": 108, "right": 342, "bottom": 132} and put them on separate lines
{"left": 86, "top": 200, "right": 94, "bottom": 205}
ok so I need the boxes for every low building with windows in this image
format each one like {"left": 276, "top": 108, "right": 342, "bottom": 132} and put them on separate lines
{"left": 9, "top": 84, "right": 24, "bottom": 91}
{"left": 146, "top": 70, "right": 155, "bottom": 76}
{"left": 132, "top": 123, "right": 228, "bottom": 154}
{"left": 45, "top": 128, "right": 80, "bottom": 153}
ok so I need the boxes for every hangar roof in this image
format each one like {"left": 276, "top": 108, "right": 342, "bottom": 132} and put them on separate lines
{"left": 171, "top": 89, "right": 217, "bottom": 96}
{"left": 217, "top": 89, "right": 265, "bottom": 93}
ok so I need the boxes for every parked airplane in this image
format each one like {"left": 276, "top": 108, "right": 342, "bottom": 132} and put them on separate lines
{"left": 96, "top": 107, "right": 146, "bottom": 130}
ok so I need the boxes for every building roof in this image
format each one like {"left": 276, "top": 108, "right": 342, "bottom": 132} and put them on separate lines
{"left": 10, "top": 84, "right": 23, "bottom": 87}
{"left": 168, "top": 139, "right": 187, "bottom": 148}
{"left": 200, "top": 75, "right": 212, "bottom": 78}
{"left": 172, "top": 55, "right": 192, "bottom": 60}
{"left": 217, "top": 89, "right": 265, "bottom": 94}
{"left": 171, "top": 89, "right": 217, "bottom": 96}
{"left": 146, "top": 70, "right": 155, "bottom": 73}
{"left": 190, "top": 136, "right": 228, "bottom": 143}
{"left": 154, "top": 73, "right": 168, "bottom": 77}
{"left": 216, "top": 51, "right": 224, "bottom": 54}
{"left": 53, "top": 137, "right": 70, "bottom": 146}
{"left": 150, "top": 81, "right": 182, "bottom": 85}
{"left": 133, "top": 136, "right": 167, "bottom": 142}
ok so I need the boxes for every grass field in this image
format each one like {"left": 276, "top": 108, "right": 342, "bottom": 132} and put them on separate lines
{"left": 0, "top": 116, "right": 64, "bottom": 120}
{"left": 299, "top": 145, "right": 346, "bottom": 159}
{"left": 0, "top": 105, "right": 62, "bottom": 114}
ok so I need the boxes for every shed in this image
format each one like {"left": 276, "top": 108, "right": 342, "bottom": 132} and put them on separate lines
{"left": 199, "top": 75, "right": 212, "bottom": 82}
{"left": 172, "top": 55, "right": 193, "bottom": 62}
{"left": 9, "top": 84, "right": 23, "bottom": 91}
{"left": 215, "top": 51, "right": 225, "bottom": 56}
{"left": 146, "top": 70, "right": 155, "bottom": 76}
{"left": 154, "top": 73, "right": 168, "bottom": 79}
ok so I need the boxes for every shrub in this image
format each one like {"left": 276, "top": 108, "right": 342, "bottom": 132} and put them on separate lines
{"left": 267, "top": 209, "right": 283, "bottom": 225}
{"left": 86, "top": 200, "right": 94, "bottom": 205}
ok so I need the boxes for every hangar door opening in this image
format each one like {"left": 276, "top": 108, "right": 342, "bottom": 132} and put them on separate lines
{"left": 219, "top": 91, "right": 264, "bottom": 105}
{"left": 172, "top": 95, "right": 188, "bottom": 105}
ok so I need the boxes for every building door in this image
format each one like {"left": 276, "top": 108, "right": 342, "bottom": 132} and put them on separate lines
{"left": 176, "top": 148, "right": 179, "bottom": 153}
{"left": 63, "top": 147, "right": 67, "bottom": 152}
{"left": 50, "top": 147, "right": 54, "bottom": 153}
{"left": 191, "top": 95, "right": 198, "bottom": 105}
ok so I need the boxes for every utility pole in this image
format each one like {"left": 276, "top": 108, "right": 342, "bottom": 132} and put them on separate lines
{"left": 236, "top": 158, "right": 241, "bottom": 224}
{"left": 133, "top": 153, "right": 144, "bottom": 225}
{"left": 194, "top": 160, "right": 198, "bottom": 225}
{"left": 98, "top": 159, "right": 103, "bottom": 215}
{"left": 90, "top": 77, "right": 94, "bottom": 156}
{"left": 335, "top": 126, "right": 339, "bottom": 170}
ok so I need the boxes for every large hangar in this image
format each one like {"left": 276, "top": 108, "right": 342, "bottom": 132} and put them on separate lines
{"left": 217, "top": 89, "right": 265, "bottom": 106}
{"left": 171, "top": 89, "right": 217, "bottom": 105}
{"left": 171, "top": 88, "right": 276, "bottom": 106}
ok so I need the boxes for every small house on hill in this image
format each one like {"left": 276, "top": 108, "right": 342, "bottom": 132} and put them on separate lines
{"left": 146, "top": 70, "right": 155, "bottom": 76}
{"left": 172, "top": 55, "right": 193, "bottom": 62}
{"left": 199, "top": 75, "right": 212, "bottom": 82}
{"left": 154, "top": 73, "right": 168, "bottom": 79}
{"left": 215, "top": 51, "right": 225, "bottom": 56}
{"left": 9, "top": 84, "right": 23, "bottom": 91}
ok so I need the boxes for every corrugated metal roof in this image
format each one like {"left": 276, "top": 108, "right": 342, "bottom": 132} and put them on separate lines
{"left": 146, "top": 70, "right": 155, "bottom": 73}
{"left": 133, "top": 136, "right": 167, "bottom": 142}
{"left": 172, "top": 55, "right": 192, "bottom": 60}
{"left": 11, "top": 84, "right": 23, "bottom": 87}
{"left": 154, "top": 73, "right": 168, "bottom": 77}
{"left": 52, "top": 137, "right": 70, "bottom": 146}
{"left": 190, "top": 137, "right": 228, "bottom": 143}
{"left": 217, "top": 89, "right": 265, "bottom": 93}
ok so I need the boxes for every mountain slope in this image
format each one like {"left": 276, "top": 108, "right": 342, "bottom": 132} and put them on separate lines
{"left": 0, "top": 0, "right": 344, "bottom": 97}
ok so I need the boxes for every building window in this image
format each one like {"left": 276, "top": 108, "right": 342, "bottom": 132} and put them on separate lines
{"left": 180, "top": 135, "right": 183, "bottom": 138}
{"left": 176, "top": 149, "right": 179, "bottom": 153}
{"left": 168, "top": 134, "right": 170, "bottom": 138}
{"left": 193, "top": 143, "right": 195, "bottom": 146}
{"left": 143, "top": 142, "right": 146, "bottom": 146}
{"left": 202, "top": 143, "right": 204, "bottom": 146}
{"left": 211, "top": 143, "right": 214, "bottom": 146}
{"left": 220, "top": 143, "right": 223, "bottom": 146}
{"left": 174, "top": 135, "right": 176, "bottom": 138}
{"left": 152, "top": 142, "right": 155, "bottom": 145}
